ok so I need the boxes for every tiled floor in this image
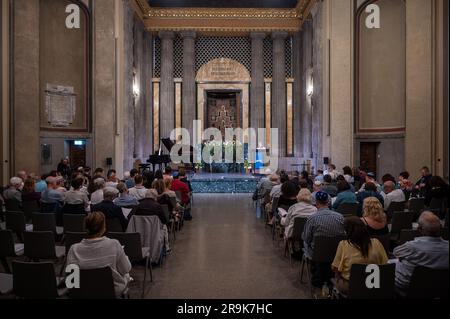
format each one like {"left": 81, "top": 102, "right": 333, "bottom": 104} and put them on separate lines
{"left": 129, "top": 194, "right": 310, "bottom": 299}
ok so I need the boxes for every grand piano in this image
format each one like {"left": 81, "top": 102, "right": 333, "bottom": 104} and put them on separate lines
{"left": 144, "top": 138, "right": 194, "bottom": 173}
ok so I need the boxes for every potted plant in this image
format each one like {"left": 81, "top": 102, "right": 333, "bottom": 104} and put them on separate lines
{"left": 244, "top": 159, "right": 252, "bottom": 174}
{"left": 195, "top": 162, "right": 204, "bottom": 173}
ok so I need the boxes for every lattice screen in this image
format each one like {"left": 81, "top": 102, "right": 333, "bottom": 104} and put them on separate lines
{"left": 153, "top": 35, "right": 293, "bottom": 79}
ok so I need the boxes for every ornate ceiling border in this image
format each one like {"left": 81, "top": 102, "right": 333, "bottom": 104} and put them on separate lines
{"left": 132, "top": 0, "right": 317, "bottom": 34}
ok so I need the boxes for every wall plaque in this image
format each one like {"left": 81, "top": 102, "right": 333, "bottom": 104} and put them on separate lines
{"left": 45, "top": 84, "right": 77, "bottom": 127}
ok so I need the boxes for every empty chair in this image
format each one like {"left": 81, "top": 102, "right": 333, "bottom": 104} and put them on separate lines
{"left": 371, "top": 234, "right": 391, "bottom": 255}
{"left": 64, "top": 232, "right": 86, "bottom": 255}
{"left": 389, "top": 211, "right": 414, "bottom": 241}
{"left": 405, "top": 266, "right": 449, "bottom": 299}
{"left": 32, "top": 213, "right": 63, "bottom": 236}
{"left": 22, "top": 200, "right": 40, "bottom": 222}
{"left": 106, "top": 218, "right": 124, "bottom": 233}
{"left": 0, "top": 272, "right": 13, "bottom": 295}
{"left": 346, "top": 264, "right": 396, "bottom": 299}
{"left": 161, "top": 204, "right": 175, "bottom": 242}
{"left": 386, "top": 201, "right": 406, "bottom": 221}
{"left": 63, "top": 214, "right": 86, "bottom": 233}
{"left": 23, "top": 231, "right": 65, "bottom": 261}
{"left": 12, "top": 261, "right": 65, "bottom": 299}
{"left": 61, "top": 203, "right": 86, "bottom": 215}
{"left": 397, "top": 229, "right": 421, "bottom": 246}
{"left": 0, "top": 230, "right": 24, "bottom": 273}
{"left": 108, "top": 232, "right": 152, "bottom": 298}
{"left": 40, "top": 202, "right": 63, "bottom": 226}
{"left": 285, "top": 217, "right": 307, "bottom": 264}
{"left": 5, "top": 199, "right": 22, "bottom": 212}
{"left": 336, "top": 203, "right": 359, "bottom": 217}
{"left": 68, "top": 267, "right": 118, "bottom": 299}
{"left": 300, "top": 236, "right": 346, "bottom": 297}
{"left": 408, "top": 198, "right": 425, "bottom": 217}
{"left": 5, "top": 211, "right": 32, "bottom": 242}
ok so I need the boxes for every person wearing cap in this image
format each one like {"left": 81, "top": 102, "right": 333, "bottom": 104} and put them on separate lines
{"left": 356, "top": 182, "right": 384, "bottom": 216}
{"left": 311, "top": 180, "right": 322, "bottom": 205}
{"left": 91, "top": 187, "right": 128, "bottom": 231}
{"left": 359, "top": 172, "right": 382, "bottom": 193}
{"left": 302, "top": 191, "right": 346, "bottom": 290}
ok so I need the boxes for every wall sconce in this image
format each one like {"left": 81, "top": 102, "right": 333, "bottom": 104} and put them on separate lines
{"left": 307, "top": 69, "right": 314, "bottom": 97}
{"left": 132, "top": 68, "right": 139, "bottom": 98}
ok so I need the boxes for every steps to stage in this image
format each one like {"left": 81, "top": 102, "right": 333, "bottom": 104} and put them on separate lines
{"left": 190, "top": 173, "right": 260, "bottom": 193}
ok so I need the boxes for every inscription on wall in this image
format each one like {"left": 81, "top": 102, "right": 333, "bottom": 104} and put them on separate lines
{"left": 45, "top": 84, "right": 77, "bottom": 127}
{"left": 196, "top": 58, "right": 251, "bottom": 83}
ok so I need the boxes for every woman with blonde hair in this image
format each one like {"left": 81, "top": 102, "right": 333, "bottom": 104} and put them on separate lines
{"left": 361, "top": 197, "right": 389, "bottom": 235}
{"left": 281, "top": 188, "right": 317, "bottom": 238}
{"left": 163, "top": 178, "right": 177, "bottom": 198}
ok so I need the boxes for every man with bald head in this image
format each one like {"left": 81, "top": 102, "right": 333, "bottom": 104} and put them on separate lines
{"left": 393, "top": 211, "right": 448, "bottom": 294}
{"left": 382, "top": 180, "right": 405, "bottom": 211}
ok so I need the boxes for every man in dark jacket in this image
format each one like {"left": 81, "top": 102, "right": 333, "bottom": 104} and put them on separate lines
{"left": 91, "top": 187, "right": 128, "bottom": 231}
{"left": 128, "top": 189, "right": 167, "bottom": 225}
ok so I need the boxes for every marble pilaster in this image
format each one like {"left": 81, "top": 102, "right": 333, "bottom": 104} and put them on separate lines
{"left": 159, "top": 31, "right": 175, "bottom": 139}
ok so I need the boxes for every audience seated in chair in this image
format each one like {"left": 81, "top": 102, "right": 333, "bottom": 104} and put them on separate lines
{"left": 332, "top": 217, "right": 388, "bottom": 296}
{"left": 332, "top": 180, "right": 357, "bottom": 210}
{"left": 114, "top": 183, "right": 139, "bottom": 208}
{"left": 67, "top": 211, "right": 132, "bottom": 298}
{"left": 360, "top": 197, "right": 389, "bottom": 236}
{"left": 356, "top": 182, "right": 384, "bottom": 216}
{"left": 41, "top": 176, "right": 64, "bottom": 207}
{"left": 393, "top": 211, "right": 449, "bottom": 295}
{"left": 359, "top": 172, "right": 382, "bottom": 193}
{"left": 281, "top": 188, "right": 317, "bottom": 239}
{"left": 64, "top": 177, "right": 90, "bottom": 212}
{"left": 425, "top": 176, "right": 449, "bottom": 208}
{"left": 91, "top": 187, "right": 128, "bottom": 232}
{"left": 21, "top": 178, "right": 41, "bottom": 205}
{"left": 90, "top": 178, "right": 105, "bottom": 206}
{"left": 3, "top": 177, "right": 23, "bottom": 205}
{"left": 302, "top": 191, "right": 346, "bottom": 289}
{"left": 382, "top": 181, "right": 405, "bottom": 211}
{"left": 128, "top": 175, "right": 147, "bottom": 201}
{"left": 320, "top": 175, "right": 338, "bottom": 198}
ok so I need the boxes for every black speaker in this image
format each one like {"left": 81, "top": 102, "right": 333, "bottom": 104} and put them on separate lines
{"left": 323, "top": 157, "right": 329, "bottom": 165}
{"left": 106, "top": 157, "right": 113, "bottom": 166}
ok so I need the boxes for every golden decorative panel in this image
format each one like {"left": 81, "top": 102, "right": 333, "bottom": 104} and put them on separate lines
{"left": 287, "top": 82, "right": 293, "bottom": 155}
{"left": 175, "top": 82, "right": 182, "bottom": 138}
{"left": 132, "top": 0, "right": 316, "bottom": 34}
{"left": 153, "top": 82, "right": 160, "bottom": 153}
{"left": 265, "top": 82, "right": 271, "bottom": 147}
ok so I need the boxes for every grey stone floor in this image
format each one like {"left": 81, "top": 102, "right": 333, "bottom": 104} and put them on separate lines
{"left": 129, "top": 194, "right": 310, "bottom": 299}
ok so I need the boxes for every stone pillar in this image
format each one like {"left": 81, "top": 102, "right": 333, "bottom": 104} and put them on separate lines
{"left": 12, "top": 0, "right": 40, "bottom": 174}
{"left": 159, "top": 31, "right": 175, "bottom": 139}
{"left": 302, "top": 21, "right": 313, "bottom": 159}
{"left": 181, "top": 31, "right": 196, "bottom": 139}
{"left": 250, "top": 32, "right": 266, "bottom": 137}
{"left": 272, "top": 31, "right": 288, "bottom": 157}
{"left": 93, "top": 0, "right": 116, "bottom": 170}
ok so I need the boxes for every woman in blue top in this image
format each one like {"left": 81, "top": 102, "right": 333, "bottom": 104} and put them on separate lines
{"left": 332, "top": 180, "right": 358, "bottom": 210}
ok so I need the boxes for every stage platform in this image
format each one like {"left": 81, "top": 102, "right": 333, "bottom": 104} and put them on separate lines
{"left": 190, "top": 173, "right": 261, "bottom": 193}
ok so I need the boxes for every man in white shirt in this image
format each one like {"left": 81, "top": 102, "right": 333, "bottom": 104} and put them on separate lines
{"left": 383, "top": 181, "right": 405, "bottom": 211}
{"left": 128, "top": 175, "right": 147, "bottom": 201}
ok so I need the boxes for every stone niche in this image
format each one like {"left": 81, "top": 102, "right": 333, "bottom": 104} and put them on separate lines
{"left": 196, "top": 58, "right": 251, "bottom": 140}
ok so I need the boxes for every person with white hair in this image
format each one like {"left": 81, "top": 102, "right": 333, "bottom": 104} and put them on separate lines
{"left": 281, "top": 188, "right": 317, "bottom": 238}
{"left": 3, "top": 177, "right": 24, "bottom": 203}
{"left": 55, "top": 176, "right": 67, "bottom": 193}
{"left": 393, "top": 211, "right": 448, "bottom": 294}
{"left": 17, "top": 171, "right": 28, "bottom": 182}
{"left": 91, "top": 187, "right": 128, "bottom": 231}
{"left": 382, "top": 180, "right": 405, "bottom": 211}
{"left": 90, "top": 178, "right": 106, "bottom": 205}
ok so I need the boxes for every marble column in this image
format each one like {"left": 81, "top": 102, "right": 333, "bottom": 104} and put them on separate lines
{"left": 159, "top": 31, "right": 175, "bottom": 139}
{"left": 272, "top": 31, "right": 288, "bottom": 157}
{"left": 302, "top": 21, "right": 313, "bottom": 159}
{"left": 181, "top": 31, "right": 196, "bottom": 139}
{"left": 292, "top": 31, "right": 303, "bottom": 158}
{"left": 13, "top": 0, "right": 40, "bottom": 174}
{"left": 250, "top": 32, "right": 266, "bottom": 138}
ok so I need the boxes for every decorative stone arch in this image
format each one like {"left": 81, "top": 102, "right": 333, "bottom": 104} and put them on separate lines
{"left": 196, "top": 58, "right": 251, "bottom": 141}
